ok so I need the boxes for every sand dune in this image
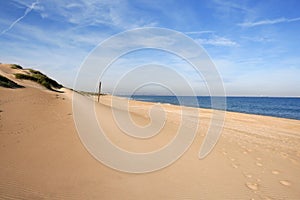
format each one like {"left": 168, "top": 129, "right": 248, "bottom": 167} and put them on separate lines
{"left": 1, "top": 64, "right": 300, "bottom": 199}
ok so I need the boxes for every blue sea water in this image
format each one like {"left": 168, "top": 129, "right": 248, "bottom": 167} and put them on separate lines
{"left": 127, "top": 96, "right": 300, "bottom": 120}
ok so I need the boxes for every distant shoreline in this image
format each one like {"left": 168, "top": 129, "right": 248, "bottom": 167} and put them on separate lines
{"left": 114, "top": 95, "right": 300, "bottom": 121}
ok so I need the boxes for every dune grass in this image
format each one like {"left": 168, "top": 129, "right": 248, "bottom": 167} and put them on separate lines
{"left": 0, "top": 74, "right": 24, "bottom": 88}
{"left": 10, "top": 64, "right": 23, "bottom": 70}
{"left": 14, "top": 69, "right": 63, "bottom": 91}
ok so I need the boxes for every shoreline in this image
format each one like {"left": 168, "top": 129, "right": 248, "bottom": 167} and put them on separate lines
{"left": 97, "top": 94, "right": 300, "bottom": 122}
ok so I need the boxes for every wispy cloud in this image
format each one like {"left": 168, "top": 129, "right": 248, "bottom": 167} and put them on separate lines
{"left": 238, "top": 17, "right": 300, "bottom": 27}
{"left": 210, "top": 0, "right": 252, "bottom": 20}
{"left": 184, "top": 31, "right": 214, "bottom": 35}
{"left": 212, "top": 0, "right": 250, "bottom": 12}
{"left": 196, "top": 36, "right": 238, "bottom": 47}
{"left": 22, "top": 0, "right": 157, "bottom": 30}
{"left": 185, "top": 30, "right": 238, "bottom": 47}
{"left": 0, "top": 0, "right": 39, "bottom": 36}
{"left": 241, "top": 36, "right": 272, "bottom": 43}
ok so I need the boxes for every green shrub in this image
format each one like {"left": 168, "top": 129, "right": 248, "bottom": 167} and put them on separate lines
{"left": 0, "top": 75, "right": 24, "bottom": 88}
{"left": 15, "top": 70, "right": 63, "bottom": 91}
{"left": 28, "top": 69, "right": 44, "bottom": 75}
{"left": 29, "top": 69, "right": 62, "bottom": 89}
{"left": 14, "top": 73, "right": 38, "bottom": 81}
{"left": 10, "top": 64, "right": 23, "bottom": 69}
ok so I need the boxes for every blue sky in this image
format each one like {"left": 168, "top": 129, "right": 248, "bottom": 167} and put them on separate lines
{"left": 0, "top": 0, "right": 299, "bottom": 96}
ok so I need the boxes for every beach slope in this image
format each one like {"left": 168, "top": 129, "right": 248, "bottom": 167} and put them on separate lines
{"left": 1, "top": 63, "right": 300, "bottom": 199}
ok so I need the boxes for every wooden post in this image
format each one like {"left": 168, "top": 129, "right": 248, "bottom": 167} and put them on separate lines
{"left": 98, "top": 81, "right": 102, "bottom": 102}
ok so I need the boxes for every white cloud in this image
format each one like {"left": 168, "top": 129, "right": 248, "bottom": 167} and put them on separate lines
{"left": 0, "top": 0, "right": 39, "bottom": 35}
{"left": 238, "top": 17, "right": 300, "bottom": 27}
{"left": 184, "top": 31, "right": 214, "bottom": 35}
{"left": 210, "top": 0, "right": 252, "bottom": 19}
{"left": 0, "top": 17, "right": 107, "bottom": 49}
{"left": 184, "top": 30, "right": 238, "bottom": 47}
{"left": 212, "top": 0, "right": 250, "bottom": 12}
{"left": 196, "top": 36, "right": 238, "bottom": 47}
{"left": 13, "top": 0, "right": 157, "bottom": 30}
{"left": 241, "top": 36, "right": 272, "bottom": 43}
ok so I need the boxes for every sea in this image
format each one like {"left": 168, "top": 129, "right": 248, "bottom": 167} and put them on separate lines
{"left": 126, "top": 96, "right": 300, "bottom": 120}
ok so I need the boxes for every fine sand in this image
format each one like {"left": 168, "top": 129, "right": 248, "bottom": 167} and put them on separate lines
{"left": 1, "top": 64, "right": 300, "bottom": 199}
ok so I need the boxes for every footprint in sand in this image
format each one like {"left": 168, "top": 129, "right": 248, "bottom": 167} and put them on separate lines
{"left": 246, "top": 174, "right": 252, "bottom": 178}
{"left": 246, "top": 182, "right": 259, "bottom": 191}
{"left": 280, "top": 152, "right": 288, "bottom": 158}
{"left": 256, "top": 178, "right": 261, "bottom": 183}
{"left": 271, "top": 170, "right": 279, "bottom": 175}
{"left": 263, "top": 197, "right": 273, "bottom": 200}
{"left": 279, "top": 180, "right": 291, "bottom": 186}
{"left": 231, "top": 163, "right": 238, "bottom": 169}
{"left": 289, "top": 158, "right": 299, "bottom": 165}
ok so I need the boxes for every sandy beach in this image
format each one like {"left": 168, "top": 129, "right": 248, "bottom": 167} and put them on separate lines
{"left": 1, "top": 63, "right": 300, "bottom": 199}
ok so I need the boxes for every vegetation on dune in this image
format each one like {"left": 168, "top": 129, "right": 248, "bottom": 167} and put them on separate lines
{"left": 14, "top": 69, "right": 63, "bottom": 91}
{"left": 75, "top": 90, "right": 106, "bottom": 96}
{"left": 0, "top": 74, "right": 24, "bottom": 88}
{"left": 0, "top": 62, "right": 63, "bottom": 92}
{"left": 10, "top": 64, "right": 23, "bottom": 69}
